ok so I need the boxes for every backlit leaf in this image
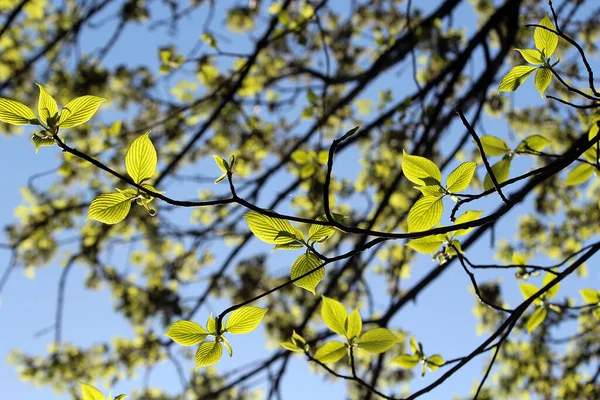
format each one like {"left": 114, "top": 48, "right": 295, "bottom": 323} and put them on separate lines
{"left": 406, "top": 235, "right": 445, "bottom": 254}
{"left": 519, "top": 283, "right": 539, "bottom": 300}
{"left": 407, "top": 195, "right": 443, "bottom": 232}
{"left": 534, "top": 15, "right": 558, "bottom": 58}
{"left": 314, "top": 341, "right": 346, "bottom": 363}
{"left": 452, "top": 210, "right": 483, "bottom": 237}
{"left": 321, "top": 295, "right": 348, "bottom": 336}
{"left": 392, "top": 354, "right": 420, "bottom": 369}
{"left": 479, "top": 136, "right": 510, "bottom": 156}
{"left": 244, "top": 211, "right": 304, "bottom": 245}
{"left": 0, "top": 98, "right": 39, "bottom": 125}
{"left": 164, "top": 320, "right": 208, "bottom": 346}
{"left": 345, "top": 309, "right": 362, "bottom": 340}
{"left": 515, "top": 48, "right": 543, "bottom": 65}
{"left": 526, "top": 307, "right": 547, "bottom": 333}
{"left": 542, "top": 272, "right": 560, "bottom": 299}
{"left": 226, "top": 306, "right": 268, "bottom": 334}
{"left": 81, "top": 383, "right": 105, "bottom": 400}
{"left": 534, "top": 67, "right": 552, "bottom": 97}
{"left": 565, "top": 164, "right": 593, "bottom": 186}
{"left": 402, "top": 150, "right": 442, "bottom": 186}
{"left": 213, "top": 155, "right": 229, "bottom": 172}
{"left": 580, "top": 289, "right": 600, "bottom": 304}
{"left": 125, "top": 132, "right": 157, "bottom": 184}
{"left": 498, "top": 65, "right": 537, "bottom": 93}
{"left": 446, "top": 162, "right": 476, "bottom": 192}
{"left": 291, "top": 253, "right": 324, "bottom": 294}
{"left": 195, "top": 341, "right": 223, "bottom": 369}
{"left": 357, "top": 328, "right": 397, "bottom": 354}
{"left": 308, "top": 213, "right": 345, "bottom": 242}
{"left": 515, "top": 135, "right": 550, "bottom": 154}
{"left": 87, "top": 192, "right": 133, "bottom": 224}
{"left": 36, "top": 84, "right": 58, "bottom": 125}
{"left": 427, "top": 354, "right": 444, "bottom": 371}
{"left": 59, "top": 95, "right": 106, "bottom": 128}
{"left": 483, "top": 157, "right": 512, "bottom": 191}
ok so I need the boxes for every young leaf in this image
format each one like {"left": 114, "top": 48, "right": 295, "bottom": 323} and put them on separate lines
{"left": 426, "top": 354, "right": 444, "bottom": 371}
{"left": 244, "top": 211, "right": 303, "bottom": 245}
{"left": 213, "top": 155, "right": 229, "bottom": 172}
{"left": 313, "top": 341, "right": 347, "bottom": 363}
{"left": 534, "top": 67, "right": 552, "bottom": 97}
{"left": 225, "top": 306, "right": 268, "bottom": 334}
{"left": 308, "top": 213, "right": 345, "bottom": 242}
{"left": 281, "top": 341, "right": 303, "bottom": 352}
{"left": 164, "top": 320, "right": 208, "bottom": 346}
{"left": 125, "top": 132, "right": 157, "bottom": 184}
{"left": 483, "top": 157, "right": 512, "bottom": 191}
{"left": 446, "top": 161, "right": 476, "bottom": 192}
{"left": 402, "top": 151, "right": 442, "bottom": 186}
{"left": 515, "top": 48, "right": 543, "bottom": 65}
{"left": 565, "top": 164, "right": 593, "bottom": 186}
{"left": 114, "top": 396, "right": 127, "bottom": 400}
{"left": 542, "top": 272, "right": 560, "bottom": 300}
{"left": 345, "top": 309, "right": 362, "bottom": 340}
{"left": 0, "top": 98, "right": 39, "bottom": 125}
{"left": 526, "top": 307, "right": 547, "bottom": 333}
{"left": 321, "top": 295, "right": 348, "bottom": 336}
{"left": 534, "top": 15, "right": 558, "bottom": 58}
{"left": 357, "top": 328, "right": 397, "bottom": 354}
{"left": 452, "top": 210, "right": 484, "bottom": 237}
{"left": 87, "top": 192, "right": 133, "bottom": 224}
{"left": 519, "top": 283, "right": 539, "bottom": 300}
{"left": 407, "top": 195, "right": 443, "bottom": 232}
{"left": 222, "top": 337, "right": 233, "bottom": 357}
{"left": 410, "top": 336, "right": 419, "bottom": 353}
{"left": 59, "top": 95, "right": 107, "bottom": 128}
{"left": 32, "top": 134, "right": 55, "bottom": 153}
{"left": 580, "top": 289, "right": 600, "bottom": 304}
{"left": 515, "top": 135, "right": 550, "bottom": 154}
{"left": 36, "top": 84, "right": 58, "bottom": 125}
{"left": 195, "top": 341, "right": 223, "bottom": 369}
{"left": 497, "top": 65, "right": 537, "bottom": 93}
{"left": 392, "top": 354, "right": 420, "bottom": 369}
{"left": 415, "top": 184, "right": 444, "bottom": 197}
{"left": 214, "top": 172, "right": 227, "bottom": 184}
{"left": 479, "top": 135, "right": 510, "bottom": 156}
{"left": 81, "top": 383, "right": 106, "bottom": 400}
{"left": 406, "top": 235, "right": 446, "bottom": 254}
{"left": 206, "top": 313, "right": 217, "bottom": 334}
{"left": 291, "top": 253, "right": 324, "bottom": 294}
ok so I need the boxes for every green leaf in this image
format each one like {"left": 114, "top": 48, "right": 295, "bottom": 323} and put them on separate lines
{"left": 446, "top": 162, "right": 476, "bottom": 192}
{"left": 195, "top": 341, "right": 223, "bottom": 369}
{"left": 321, "top": 295, "right": 348, "bottom": 336}
{"left": 452, "top": 210, "right": 484, "bottom": 237}
{"left": 402, "top": 150, "right": 442, "bottom": 186}
{"left": 357, "top": 328, "right": 397, "bottom": 354}
{"left": 580, "top": 289, "right": 600, "bottom": 304}
{"left": 214, "top": 173, "right": 227, "bottom": 184}
{"left": 534, "top": 67, "right": 552, "bottom": 97}
{"left": 213, "top": 155, "right": 229, "bottom": 172}
{"left": 479, "top": 136, "right": 510, "bottom": 156}
{"left": 426, "top": 354, "right": 444, "bottom": 371}
{"left": 446, "top": 240, "right": 463, "bottom": 256}
{"left": 497, "top": 65, "right": 537, "bottom": 93}
{"left": 515, "top": 48, "right": 543, "bottom": 65}
{"left": 512, "top": 253, "right": 527, "bottom": 265}
{"left": 415, "top": 184, "right": 444, "bottom": 197}
{"left": 36, "top": 84, "right": 58, "bottom": 126}
{"left": 125, "top": 132, "right": 157, "bottom": 184}
{"left": 87, "top": 192, "right": 133, "bottom": 224}
{"left": 483, "top": 157, "right": 512, "bottom": 191}
{"left": 225, "top": 306, "right": 268, "bottom": 334}
{"left": 406, "top": 235, "right": 445, "bottom": 254}
{"left": 407, "top": 195, "right": 443, "bottom": 232}
{"left": 58, "top": 95, "right": 106, "bottom": 128}
{"left": 164, "top": 320, "right": 208, "bottom": 346}
{"left": 206, "top": 313, "right": 217, "bottom": 334}
{"left": 345, "top": 309, "right": 362, "bottom": 340}
{"left": 340, "top": 126, "right": 360, "bottom": 141}
{"left": 291, "top": 253, "right": 324, "bottom": 294}
{"left": 314, "top": 341, "right": 347, "bottom": 363}
{"left": 526, "top": 307, "right": 547, "bottom": 333}
{"left": 515, "top": 135, "right": 550, "bottom": 154}
{"left": 222, "top": 337, "right": 233, "bottom": 357}
{"left": 308, "top": 213, "right": 345, "bottom": 242}
{"left": 534, "top": 15, "right": 558, "bottom": 58}
{"left": 31, "top": 134, "right": 55, "bottom": 153}
{"left": 519, "top": 283, "right": 539, "bottom": 300}
{"left": 244, "top": 211, "right": 304, "bottom": 245}
{"left": 565, "top": 164, "right": 593, "bottom": 186}
{"left": 542, "top": 272, "right": 560, "bottom": 299}
{"left": 410, "top": 336, "right": 419, "bottom": 353}
{"left": 392, "top": 354, "right": 420, "bottom": 369}
{"left": 81, "top": 383, "right": 105, "bottom": 400}
{"left": 281, "top": 341, "right": 303, "bottom": 352}
{"left": 114, "top": 395, "right": 127, "bottom": 400}
{"left": 0, "top": 98, "right": 39, "bottom": 125}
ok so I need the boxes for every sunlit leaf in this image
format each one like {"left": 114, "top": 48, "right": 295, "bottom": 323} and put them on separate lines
{"left": 31, "top": 134, "right": 55, "bottom": 153}
{"left": 321, "top": 295, "right": 348, "bottom": 336}
{"left": 519, "top": 283, "right": 539, "bottom": 300}
{"left": 125, "top": 132, "right": 157, "bottom": 184}
{"left": 406, "top": 235, "right": 445, "bottom": 254}
{"left": 446, "top": 161, "right": 476, "bottom": 192}
{"left": 59, "top": 95, "right": 106, "bottom": 128}
{"left": 534, "top": 67, "right": 552, "bottom": 97}
{"left": 407, "top": 195, "right": 443, "bottom": 232}
{"left": 515, "top": 135, "right": 550, "bottom": 154}
{"left": 426, "top": 354, "right": 444, "bottom": 371}
{"left": 36, "top": 84, "right": 58, "bottom": 126}
{"left": 308, "top": 213, "right": 345, "bottom": 242}
{"left": 291, "top": 253, "right": 324, "bottom": 294}
{"left": 313, "top": 341, "right": 346, "bottom": 363}
{"left": 357, "top": 328, "right": 397, "bottom": 354}
{"left": 565, "top": 164, "right": 593, "bottom": 186}
{"left": 244, "top": 211, "right": 304, "bottom": 246}
{"left": 345, "top": 309, "right": 362, "bottom": 340}
{"left": 0, "top": 98, "right": 39, "bottom": 125}
{"left": 164, "top": 320, "right": 208, "bottom": 346}
{"left": 87, "top": 192, "right": 134, "bottom": 224}
{"left": 195, "top": 341, "right": 223, "bottom": 369}
{"left": 526, "top": 307, "right": 547, "bottom": 333}
{"left": 483, "top": 157, "right": 512, "bottom": 191}
{"left": 392, "top": 354, "right": 420, "bottom": 369}
{"left": 534, "top": 15, "right": 558, "bottom": 58}
{"left": 515, "top": 48, "right": 543, "bottom": 65}
{"left": 452, "top": 210, "right": 483, "bottom": 237}
{"left": 226, "top": 306, "right": 268, "bottom": 334}
{"left": 281, "top": 341, "right": 303, "bottom": 352}
{"left": 541, "top": 272, "right": 560, "bottom": 299}
{"left": 580, "top": 289, "right": 600, "bottom": 304}
{"left": 498, "top": 65, "right": 537, "bottom": 93}
{"left": 81, "top": 383, "right": 106, "bottom": 400}
{"left": 479, "top": 136, "right": 510, "bottom": 156}
{"left": 402, "top": 150, "right": 442, "bottom": 186}
{"left": 213, "top": 155, "right": 229, "bottom": 172}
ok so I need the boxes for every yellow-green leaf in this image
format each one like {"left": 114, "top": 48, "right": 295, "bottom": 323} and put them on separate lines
{"left": 406, "top": 235, "right": 446, "bottom": 254}
{"left": 244, "top": 211, "right": 304, "bottom": 245}
{"left": 515, "top": 135, "right": 550, "bottom": 154}
{"left": 291, "top": 253, "right": 324, "bottom": 294}
{"left": 526, "top": 307, "right": 547, "bottom": 333}
{"left": 125, "top": 132, "right": 157, "bottom": 184}
{"left": 515, "top": 48, "right": 543, "bottom": 65}
{"left": 281, "top": 341, "right": 303, "bottom": 352}
{"left": 483, "top": 157, "right": 512, "bottom": 191}
{"left": 410, "top": 336, "right": 419, "bottom": 353}
{"left": 512, "top": 253, "right": 527, "bottom": 265}
{"left": 206, "top": 313, "right": 217, "bottom": 334}
{"left": 519, "top": 283, "right": 539, "bottom": 300}
{"left": 407, "top": 195, "right": 443, "bottom": 232}
{"left": 87, "top": 192, "right": 133, "bottom": 224}
{"left": 59, "top": 95, "right": 107, "bottom": 128}
{"left": 321, "top": 295, "right": 348, "bottom": 336}
{"left": 222, "top": 336, "right": 233, "bottom": 357}
{"left": 195, "top": 341, "right": 223, "bottom": 369}
{"left": 446, "top": 161, "right": 476, "bottom": 192}
{"left": 535, "top": 67, "right": 552, "bottom": 97}
{"left": 314, "top": 341, "right": 347, "bottom": 363}
{"left": 402, "top": 150, "right": 442, "bottom": 186}
{"left": 565, "top": 163, "right": 593, "bottom": 186}
{"left": 534, "top": 15, "right": 558, "bottom": 58}
{"left": 452, "top": 210, "right": 483, "bottom": 237}
{"left": 580, "top": 289, "right": 600, "bottom": 304}
{"left": 345, "top": 309, "right": 362, "bottom": 340}
{"left": 0, "top": 98, "right": 39, "bottom": 125}
{"left": 392, "top": 354, "right": 420, "bottom": 369}
{"left": 114, "top": 395, "right": 127, "bottom": 400}
{"left": 213, "top": 155, "right": 229, "bottom": 172}
{"left": 479, "top": 135, "right": 510, "bottom": 156}
{"left": 426, "top": 354, "right": 444, "bottom": 371}
{"left": 308, "top": 213, "right": 345, "bottom": 242}
{"left": 81, "top": 383, "right": 106, "bottom": 400}
{"left": 498, "top": 65, "right": 537, "bottom": 93}
{"left": 357, "top": 328, "right": 397, "bottom": 354}
{"left": 164, "top": 320, "right": 208, "bottom": 346}
{"left": 31, "top": 134, "right": 55, "bottom": 153}
{"left": 36, "top": 84, "right": 58, "bottom": 126}
{"left": 542, "top": 272, "right": 560, "bottom": 299}
{"left": 225, "top": 306, "right": 268, "bottom": 334}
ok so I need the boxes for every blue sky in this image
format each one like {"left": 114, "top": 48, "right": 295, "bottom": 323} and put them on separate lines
{"left": 1, "top": 1, "right": 599, "bottom": 399}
